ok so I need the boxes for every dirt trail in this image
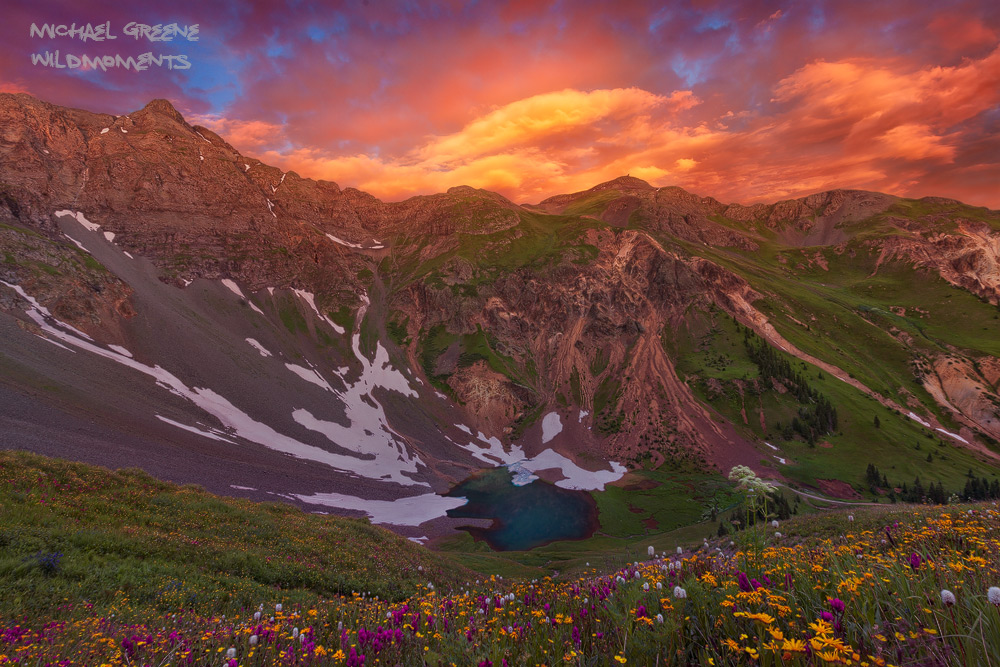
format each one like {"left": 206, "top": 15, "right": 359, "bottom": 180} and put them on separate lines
{"left": 771, "top": 482, "right": 881, "bottom": 509}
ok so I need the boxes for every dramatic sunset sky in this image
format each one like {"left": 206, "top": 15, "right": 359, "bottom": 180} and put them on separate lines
{"left": 3, "top": 0, "right": 999, "bottom": 207}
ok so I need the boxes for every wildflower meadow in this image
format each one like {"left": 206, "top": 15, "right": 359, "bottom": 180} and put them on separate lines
{"left": 2, "top": 452, "right": 1000, "bottom": 665}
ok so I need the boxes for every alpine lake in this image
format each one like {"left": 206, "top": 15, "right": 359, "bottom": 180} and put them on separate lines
{"left": 443, "top": 466, "right": 600, "bottom": 551}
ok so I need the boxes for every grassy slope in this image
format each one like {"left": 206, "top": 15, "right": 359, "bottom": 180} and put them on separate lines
{"left": 3, "top": 449, "right": 1000, "bottom": 666}
{"left": 389, "top": 194, "right": 1000, "bottom": 503}
{"left": 0, "top": 450, "right": 468, "bottom": 617}
{"left": 642, "top": 203, "right": 1000, "bottom": 496}
{"left": 672, "top": 303, "right": 998, "bottom": 496}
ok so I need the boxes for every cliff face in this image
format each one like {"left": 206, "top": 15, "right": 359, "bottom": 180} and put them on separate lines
{"left": 3, "top": 92, "right": 1000, "bottom": 484}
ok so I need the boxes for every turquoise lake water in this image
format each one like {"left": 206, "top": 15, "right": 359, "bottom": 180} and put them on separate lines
{"left": 444, "top": 467, "right": 599, "bottom": 551}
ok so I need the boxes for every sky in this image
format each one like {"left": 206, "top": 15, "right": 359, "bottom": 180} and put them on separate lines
{"left": 2, "top": 0, "right": 999, "bottom": 208}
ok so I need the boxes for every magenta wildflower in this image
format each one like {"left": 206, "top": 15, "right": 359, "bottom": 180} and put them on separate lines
{"left": 829, "top": 597, "right": 845, "bottom": 614}
{"left": 909, "top": 552, "right": 922, "bottom": 571}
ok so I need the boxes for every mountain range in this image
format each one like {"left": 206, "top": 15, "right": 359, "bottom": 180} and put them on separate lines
{"left": 2, "top": 93, "right": 999, "bottom": 539}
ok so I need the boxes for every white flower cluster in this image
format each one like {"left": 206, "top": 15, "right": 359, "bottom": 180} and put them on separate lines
{"left": 728, "top": 465, "right": 776, "bottom": 498}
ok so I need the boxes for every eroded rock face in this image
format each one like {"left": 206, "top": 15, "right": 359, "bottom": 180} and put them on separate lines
{"left": 922, "top": 354, "right": 1000, "bottom": 442}
{"left": 4, "top": 92, "right": 1000, "bottom": 471}
{"left": 0, "top": 218, "right": 134, "bottom": 344}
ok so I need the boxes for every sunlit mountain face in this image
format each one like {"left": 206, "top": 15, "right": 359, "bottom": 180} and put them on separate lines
{"left": 2, "top": 0, "right": 998, "bottom": 208}
{"left": 1, "top": 2, "right": 1000, "bottom": 541}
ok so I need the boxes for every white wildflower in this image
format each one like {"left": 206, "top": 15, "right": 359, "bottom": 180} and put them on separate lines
{"left": 648, "top": 545, "right": 655, "bottom": 557}
{"left": 941, "top": 590, "right": 956, "bottom": 606}
{"left": 249, "top": 635, "right": 258, "bottom": 646}
{"left": 677, "top": 546, "right": 683, "bottom": 554}
{"left": 292, "top": 627, "right": 299, "bottom": 639}
{"left": 771, "top": 520, "right": 779, "bottom": 528}
{"left": 643, "top": 582, "right": 650, "bottom": 591}
{"left": 988, "top": 587, "right": 1000, "bottom": 605}
{"left": 848, "top": 515, "right": 854, "bottom": 522}
{"left": 275, "top": 603, "right": 282, "bottom": 612}
{"left": 655, "top": 613, "right": 664, "bottom": 624}
{"left": 775, "top": 532, "right": 782, "bottom": 539}
{"left": 656, "top": 582, "right": 663, "bottom": 590}
{"left": 226, "top": 648, "right": 236, "bottom": 659}
{"left": 673, "top": 586, "right": 687, "bottom": 599}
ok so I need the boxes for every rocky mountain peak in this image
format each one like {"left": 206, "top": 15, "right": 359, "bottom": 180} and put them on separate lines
{"left": 589, "top": 175, "right": 656, "bottom": 193}
{"left": 140, "top": 98, "right": 187, "bottom": 124}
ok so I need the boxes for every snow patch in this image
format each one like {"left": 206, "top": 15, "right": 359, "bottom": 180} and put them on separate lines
{"left": 100, "top": 128, "right": 109, "bottom": 134}
{"left": 451, "top": 426, "right": 625, "bottom": 491}
{"left": 2, "top": 280, "right": 427, "bottom": 486}
{"left": 1, "top": 280, "right": 94, "bottom": 341}
{"left": 325, "top": 233, "right": 363, "bottom": 249}
{"left": 291, "top": 408, "right": 420, "bottom": 483}
{"left": 266, "top": 199, "right": 276, "bottom": 218}
{"left": 108, "top": 344, "right": 132, "bottom": 358}
{"left": 123, "top": 251, "right": 134, "bottom": 259}
{"left": 221, "top": 279, "right": 265, "bottom": 315}
{"left": 55, "top": 210, "right": 100, "bottom": 231}
{"left": 245, "top": 338, "right": 272, "bottom": 357}
{"left": 764, "top": 442, "right": 778, "bottom": 451}
{"left": 775, "top": 456, "right": 787, "bottom": 465}
{"left": 244, "top": 163, "right": 250, "bottom": 172}
{"left": 35, "top": 336, "right": 75, "bottom": 352}
{"left": 64, "top": 235, "right": 89, "bottom": 253}
{"left": 578, "top": 410, "right": 589, "bottom": 422}
{"left": 103, "top": 231, "right": 116, "bottom": 242}
{"left": 518, "top": 450, "right": 627, "bottom": 491}
{"left": 456, "top": 424, "right": 472, "bottom": 435}
{"left": 156, "top": 415, "right": 237, "bottom": 444}
{"left": 293, "top": 490, "right": 467, "bottom": 527}
{"left": 936, "top": 427, "right": 969, "bottom": 444}
{"left": 541, "top": 412, "right": 563, "bottom": 444}
{"left": 908, "top": 412, "right": 931, "bottom": 428}
{"left": 293, "top": 289, "right": 345, "bottom": 334}
{"left": 285, "top": 363, "right": 335, "bottom": 393}
{"left": 221, "top": 278, "right": 245, "bottom": 299}
{"left": 506, "top": 461, "right": 539, "bottom": 486}
{"left": 231, "top": 485, "right": 257, "bottom": 491}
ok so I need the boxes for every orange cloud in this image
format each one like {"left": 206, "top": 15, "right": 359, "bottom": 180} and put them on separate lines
{"left": 231, "top": 45, "right": 1000, "bottom": 208}
{"left": 418, "top": 88, "right": 672, "bottom": 164}
{"left": 188, "top": 115, "right": 286, "bottom": 152}
{"left": 0, "top": 81, "right": 31, "bottom": 94}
